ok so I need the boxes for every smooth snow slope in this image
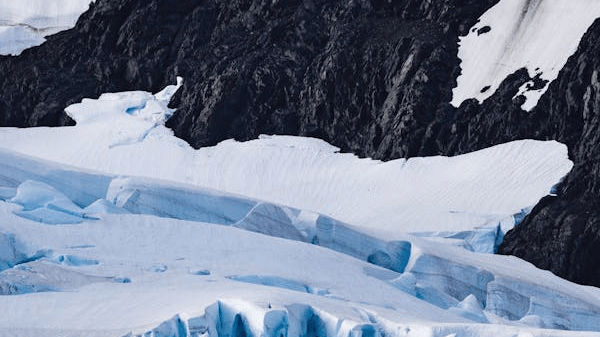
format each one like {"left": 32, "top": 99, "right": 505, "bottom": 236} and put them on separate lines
{"left": 0, "top": 0, "right": 93, "bottom": 55}
{"left": 0, "top": 150, "right": 598, "bottom": 336}
{"left": 0, "top": 80, "right": 573, "bottom": 248}
{"left": 451, "top": 0, "right": 600, "bottom": 111}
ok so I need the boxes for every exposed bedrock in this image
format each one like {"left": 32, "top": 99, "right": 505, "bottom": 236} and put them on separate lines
{"left": 2, "top": 0, "right": 600, "bottom": 287}
{"left": 0, "top": 0, "right": 498, "bottom": 154}
{"left": 496, "top": 20, "right": 600, "bottom": 287}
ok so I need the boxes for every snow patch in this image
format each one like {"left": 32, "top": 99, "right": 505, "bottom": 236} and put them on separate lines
{"left": 452, "top": 0, "right": 600, "bottom": 111}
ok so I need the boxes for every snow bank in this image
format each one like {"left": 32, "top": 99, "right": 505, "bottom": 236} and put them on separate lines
{"left": 0, "top": 0, "right": 94, "bottom": 55}
{"left": 451, "top": 0, "right": 600, "bottom": 111}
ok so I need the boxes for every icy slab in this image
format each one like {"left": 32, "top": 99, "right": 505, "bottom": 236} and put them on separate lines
{"left": 9, "top": 180, "right": 95, "bottom": 225}
{"left": 0, "top": 147, "right": 114, "bottom": 207}
{"left": 11, "top": 180, "right": 86, "bottom": 216}
{"left": 107, "top": 177, "right": 256, "bottom": 226}
{"left": 104, "top": 175, "right": 505, "bottom": 266}
{"left": 0, "top": 260, "right": 109, "bottom": 295}
{"left": 105, "top": 176, "right": 410, "bottom": 266}
{"left": 84, "top": 199, "right": 130, "bottom": 215}
{"left": 451, "top": 0, "right": 600, "bottom": 111}
{"left": 0, "top": 187, "right": 15, "bottom": 200}
{"left": 0, "top": 232, "right": 28, "bottom": 271}
{"left": 0, "top": 0, "right": 94, "bottom": 55}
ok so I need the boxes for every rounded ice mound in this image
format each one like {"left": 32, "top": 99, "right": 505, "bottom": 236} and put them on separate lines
{"left": 65, "top": 77, "right": 183, "bottom": 126}
{"left": 9, "top": 180, "right": 89, "bottom": 225}
{"left": 10, "top": 180, "right": 84, "bottom": 215}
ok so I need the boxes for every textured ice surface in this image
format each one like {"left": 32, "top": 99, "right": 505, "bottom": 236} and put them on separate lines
{"left": 0, "top": 232, "right": 28, "bottom": 271}
{"left": 84, "top": 199, "right": 129, "bottom": 215}
{"left": 0, "top": 153, "right": 596, "bottom": 335}
{"left": 452, "top": 0, "right": 600, "bottom": 111}
{"left": 0, "top": 147, "right": 113, "bottom": 207}
{"left": 0, "top": 260, "right": 109, "bottom": 295}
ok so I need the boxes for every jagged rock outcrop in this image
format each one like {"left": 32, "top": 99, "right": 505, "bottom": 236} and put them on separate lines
{"left": 1, "top": 0, "right": 600, "bottom": 287}
{"left": 497, "top": 20, "right": 600, "bottom": 286}
{"left": 0, "top": 0, "right": 498, "bottom": 158}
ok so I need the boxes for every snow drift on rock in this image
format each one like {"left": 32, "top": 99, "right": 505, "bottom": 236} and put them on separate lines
{"left": 451, "top": 0, "right": 600, "bottom": 111}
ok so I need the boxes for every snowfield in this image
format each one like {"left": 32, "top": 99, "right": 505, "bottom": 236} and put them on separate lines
{"left": 0, "top": 78, "right": 598, "bottom": 336}
{"left": 0, "top": 0, "right": 93, "bottom": 55}
{"left": 451, "top": 0, "right": 600, "bottom": 111}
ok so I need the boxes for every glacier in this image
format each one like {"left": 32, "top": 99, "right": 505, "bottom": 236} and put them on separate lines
{"left": 0, "top": 150, "right": 598, "bottom": 336}
{"left": 0, "top": 78, "right": 598, "bottom": 336}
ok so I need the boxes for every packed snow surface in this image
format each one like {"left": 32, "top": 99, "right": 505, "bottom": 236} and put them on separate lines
{"left": 0, "top": 80, "right": 593, "bottom": 336}
{"left": 0, "top": 0, "right": 93, "bottom": 55}
{"left": 451, "top": 0, "right": 600, "bottom": 111}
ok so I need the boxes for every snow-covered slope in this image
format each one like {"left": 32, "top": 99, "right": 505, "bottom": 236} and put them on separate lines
{"left": 0, "top": 0, "right": 598, "bottom": 335}
{"left": 0, "top": 0, "right": 92, "bottom": 55}
{"left": 451, "top": 0, "right": 600, "bottom": 111}
{"left": 0, "top": 79, "right": 594, "bottom": 336}
{"left": 0, "top": 79, "right": 573, "bottom": 253}
{"left": 0, "top": 147, "right": 598, "bottom": 336}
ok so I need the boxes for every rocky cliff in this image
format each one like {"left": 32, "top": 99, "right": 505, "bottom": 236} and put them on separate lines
{"left": 1, "top": 0, "right": 600, "bottom": 287}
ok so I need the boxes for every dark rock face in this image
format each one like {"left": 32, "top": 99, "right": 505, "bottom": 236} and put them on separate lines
{"left": 497, "top": 20, "right": 600, "bottom": 287}
{"left": 1, "top": 0, "right": 600, "bottom": 287}
{"left": 0, "top": 0, "right": 499, "bottom": 158}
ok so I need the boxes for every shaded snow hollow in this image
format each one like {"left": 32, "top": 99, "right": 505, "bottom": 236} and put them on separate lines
{"left": 451, "top": 0, "right": 600, "bottom": 111}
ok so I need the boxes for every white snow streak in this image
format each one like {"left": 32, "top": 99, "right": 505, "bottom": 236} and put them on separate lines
{"left": 451, "top": 0, "right": 600, "bottom": 111}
